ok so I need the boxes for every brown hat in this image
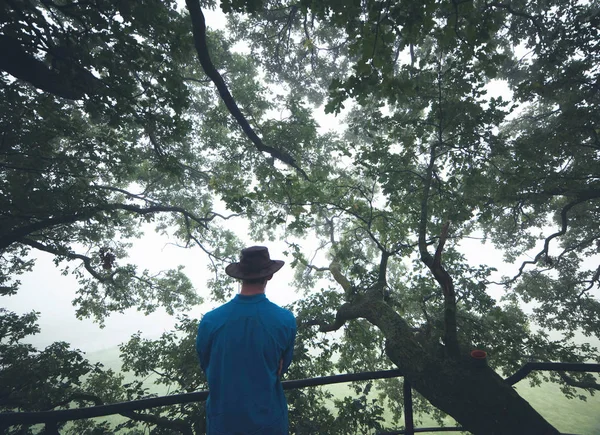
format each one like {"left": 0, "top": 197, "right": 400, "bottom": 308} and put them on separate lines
{"left": 225, "top": 246, "right": 284, "bottom": 280}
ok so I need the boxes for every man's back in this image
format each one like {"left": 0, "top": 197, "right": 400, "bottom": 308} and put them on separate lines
{"left": 196, "top": 293, "right": 296, "bottom": 435}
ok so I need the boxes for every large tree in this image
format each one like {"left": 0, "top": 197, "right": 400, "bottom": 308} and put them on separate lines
{"left": 1, "top": 0, "right": 600, "bottom": 434}
{"left": 212, "top": 0, "right": 600, "bottom": 433}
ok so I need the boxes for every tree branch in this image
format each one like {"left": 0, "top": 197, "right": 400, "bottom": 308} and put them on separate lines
{"left": 377, "top": 250, "right": 389, "bottom": 289}
{"left": 558, "top": 372, "right": 600, "bottom": 391}
{"left": 185, "top": 0, "right": 309, "bottom": 180}
{"left": 329, "top": 261, "right": 352, "bottom": 292}
{"left": 424, "top": 222, "right": 458, "bottom": 357}
{"left": 306, "top": 298, "right": 368, "bottom": 332}
{"left": 0, "top": 35, "right": 103, "bottom": 100}
{"left": 500, "top": 197, "right": 589, "bottom": 285}
{"left": 417, "top": 139, "right": 459, "bottom": 356}
{"left": 303, "top": 263, "right": 330, "bottom": 273}
{"left": 20, "top": 238, "right": 113, "bottom": 282}
{"left": 487, "top": 2, "right": 545, "bottom": 37}
{"left": 51, "top": 391, "right": 193, "bottom": 434}
{"left": 50, "top": 392, "right": 103, "bottom": 409}
{"left": 1, "top": 202, "right": 218, "bottom": 251}
{"left": 418, "top": 144, "right": 437, "bottom": 262}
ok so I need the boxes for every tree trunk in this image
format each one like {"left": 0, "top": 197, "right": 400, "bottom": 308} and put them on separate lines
{"left": 361, "top": 297, "right": 559, "bottom": 435}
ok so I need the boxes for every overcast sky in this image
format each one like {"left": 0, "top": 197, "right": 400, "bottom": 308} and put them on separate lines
{"left": 3, "top": 220, "right": 301, "bottom": 353}
{"left": 3, "top": 216, "right": 520, "bottom": 355}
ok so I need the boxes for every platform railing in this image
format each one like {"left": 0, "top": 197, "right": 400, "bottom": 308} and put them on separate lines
{"left": 1, "top": 362, "right": 599, "bottom": 435}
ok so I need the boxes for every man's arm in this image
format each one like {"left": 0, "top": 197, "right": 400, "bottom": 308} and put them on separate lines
{"left": 280, "top": 317, "right": 297, "bottom": 376}
{"left": 196, "top": 317, "right": 211, "bottom": 372}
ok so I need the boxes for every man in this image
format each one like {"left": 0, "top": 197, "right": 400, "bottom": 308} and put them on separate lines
{"left": 196, "top": 246, "right": 297, "bottom": 435}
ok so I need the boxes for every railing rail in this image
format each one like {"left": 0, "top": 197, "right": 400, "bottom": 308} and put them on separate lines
{"left": 0, "top": 370, "right": 403, "bottom": 426}
{"left": 1, "top": 362, "right": 599, "bottom": 434}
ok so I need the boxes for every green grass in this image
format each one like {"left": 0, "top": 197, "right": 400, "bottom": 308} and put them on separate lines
{"left": 514, "top": 382, "right": 600, "bottom": 435}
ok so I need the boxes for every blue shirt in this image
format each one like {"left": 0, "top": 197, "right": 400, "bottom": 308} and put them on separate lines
{"left": 196, "top": 293, "right": 296, "bottom": 435}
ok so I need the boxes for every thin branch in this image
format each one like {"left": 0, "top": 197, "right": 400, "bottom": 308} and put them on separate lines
{"left": 151, "top": 369, "right": 182, "bottom": 386}
{"left": 502, "top": 197, "right": 590, "bottom": 285}
{"left": 304, "top": 263, "right": 330, "bottom": 273}
{"left": 557, "top": 233, "right": 600, "bottom": 260}
{"left": 91, "top": 185, "right": 162, "bottom": 206}
{"left": 302, "top": 12, "right": 318, "bottom": 70}
{"left": 578, "top": 265, "right": 600, "bottom": 296}
{"left": 370, "top": 2, "right": 384, "bottom": 63}
{"left": 49, "top": 392, "right": 103, "bottom": 409}
{"left": 487, "top": 1, "right": 545, "bottom": 37}
{"left": 182, "top": 76, "right": 211, "bottom": 84}
{"left": 21, "top": 238, "right": 113, "bottom": 283}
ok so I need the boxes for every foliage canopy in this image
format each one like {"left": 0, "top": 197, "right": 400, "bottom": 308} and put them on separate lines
{"left": 1, "top": 0, "right": 599, "bottom": 433}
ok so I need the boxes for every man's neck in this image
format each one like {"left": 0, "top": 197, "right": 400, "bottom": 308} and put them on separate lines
{"left": 239, "top": 284, "right": 266, "bottom": 296}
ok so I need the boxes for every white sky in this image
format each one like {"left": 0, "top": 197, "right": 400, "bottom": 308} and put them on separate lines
{"left": 2, "top": 218, "right": 518, "bottom": 354}
{"left": 3, "top": 219, "right": 301, "bottom": 353}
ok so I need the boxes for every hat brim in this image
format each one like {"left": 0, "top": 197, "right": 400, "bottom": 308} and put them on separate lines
{"left": 225, "top": 260, "right": 284, "bottom": 280}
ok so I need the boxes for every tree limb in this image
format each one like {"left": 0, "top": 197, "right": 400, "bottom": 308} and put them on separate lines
{"left": 0, "top": 35, "right": 102, "bottom": 100}
{"left": 185, "top": 0, "right": 309, "bottom": 180}
{"left": 377, "top": 250, "right": 389, "bottom": 289}
{"left": 20, "top": 238, "right": 113, "bottom": 283}
{"left": 558, "top": 372, "right": 600, "bottom": 391}
{"left": 500, "top": 197, "right": 589, "bottom": 285}
{"left": 329, "top": 261, "right": 352, "bottom": 292}
{"left": 303, "top": 263, "right": 330, "bottom": 273}
{"left": 418, "top": 142, "right": 459, "bottom": 356}
{"left": 1, "top": 202, "right": 219, "bottom": 251}
{"left": 51, "top": 391, "right": 193, "bottom": 434}
{"left": 424, "top": 222, "right": 458, "bottom": 357}
{"left": 306, "top": 299, "right": 367, "bottom": 333}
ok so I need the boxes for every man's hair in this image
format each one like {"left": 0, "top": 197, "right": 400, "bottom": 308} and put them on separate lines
{"left": 242, "top": 277, "right": 268, "bottom": 285}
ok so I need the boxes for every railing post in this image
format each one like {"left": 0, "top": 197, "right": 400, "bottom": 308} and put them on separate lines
{"left": 403, "top": 379, "right": 414, "bottom": 435}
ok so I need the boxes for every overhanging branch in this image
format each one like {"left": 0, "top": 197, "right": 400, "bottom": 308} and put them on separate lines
{"left": 185, "top": 0, "right": 309, "bottom": 180}
{"left": 1, "top": 202, "right": 220, "bottom": 252}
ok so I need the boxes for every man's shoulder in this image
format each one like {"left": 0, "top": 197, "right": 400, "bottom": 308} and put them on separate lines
{"left": 263, "top": 299, "right": 296, "bottom": 325}
{"left": 201, "top": 301, "right": 234, "bottom": 322}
